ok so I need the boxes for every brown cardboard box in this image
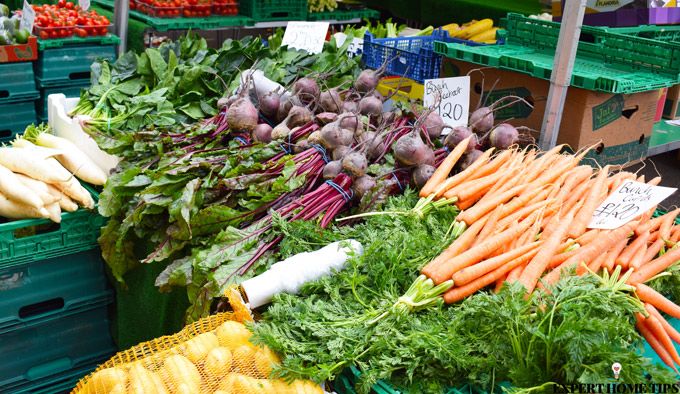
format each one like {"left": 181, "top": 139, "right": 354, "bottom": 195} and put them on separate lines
{"left": 441, "top": 58, "right": 658, "bottom": 166}
{"left": 663, "top": 85, "right": 680, "bottom": 119}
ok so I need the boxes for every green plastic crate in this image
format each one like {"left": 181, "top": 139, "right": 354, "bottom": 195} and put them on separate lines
{"left": 0, "top": 296, "right": 116, "bottom": 394}
{"left": 0, "top": 100, "right": 37, "bottom": 144}
{"left": 34, "top": 45, "right": 116, "bottom": 88}
{"left": 0, "top": 248, "right": 112, "bottom": 334}
{"left": 0, "top": 189, "right": 105, "bottom": 270}
{"left": 434, "top": 13, "right": 680, "bottom": 94}
{"left": 37, "top": 83, "right": 89, "bottom": 119}
{"left": 13, "top": 354, "right": 111, "bottom": 394}
{"left": 0, "top": 62, "right": 39, "bottom": 104}
{"left": 37, "top": 34, "right": 121, "bottom": 50}
{"left": 307, "top": 8, "right": 380, "bottom": 21}
{"left": 239, "top": 0, "right": 307, "bottom": 21}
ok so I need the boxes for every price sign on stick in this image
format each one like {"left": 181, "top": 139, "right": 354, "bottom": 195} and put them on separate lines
{"left": 20, "top": 0, "right": 35, "bottom": 33}
{"left": 282, "top": 22, "right": 330, "bottom": 54}
{"left": 423, "top": 76, "right": 470, "bottom": 132}
{"left": 588, "top": 181, "right": 677, "bottom": 230}
{"left": 79, "top": 0, "right": 90, "bottom": 11}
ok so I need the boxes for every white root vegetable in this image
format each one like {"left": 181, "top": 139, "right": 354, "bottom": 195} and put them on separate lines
{"left": 240, "top": 69, "right": 292, "bottom": 102}
{"left": 34, "top": 133, "right": 108, "bottom": 185}
{"left": 0, "top": 147, "right": 72, "bottom": 184}
{"left": 53, "top": 178, "right": 95, "bottom": 209}
{"left": 0, "top": 164, "right": 45, "bottom": 209}
{"left": 15, "top": 174, "right": 60, "bottom": 205}
{"left": 44, "top": 202, "right": 62, "bottom": 223}
{"left": 45, "top": 184, "right": 79, "bottom": 212}
{"left": 0, "top": 192, "right": 50, "bottom": 220}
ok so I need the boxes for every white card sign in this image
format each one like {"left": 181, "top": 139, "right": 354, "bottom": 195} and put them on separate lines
{"left": 20, "top": 0, "right": 35, "bottom": 33}
{"left": 282, "top": 22, "right": 330, "bottom": 55}
{"left": 586, "top": 0, "right": 634, "bottom": 12}
{"left": 423, "top": 76, "right": 470, "bottom": 131}
{"left": 79, "top": 0, "right": 90, "bottom": 11}
{"left": 588, "top": 181, "right": 677, "bottom": 230}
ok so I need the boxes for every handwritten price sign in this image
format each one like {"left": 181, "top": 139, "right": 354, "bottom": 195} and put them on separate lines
{"left": 423, "top": 76, "right": 470, "bottom": 132}
{"left": 588, "top": 181, "right": 677, "bottom": 230}
{"left": 282, "top": 22, "right": 330, "bottom": 55}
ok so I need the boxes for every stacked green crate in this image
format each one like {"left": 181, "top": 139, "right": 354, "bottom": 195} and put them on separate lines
{"left": 33, "top": 35, "right": 119, "bottom": 123}
{"left": 0, "top": 61, "right": 40, "bottom": 143}
{"left": 0, "top": 188, "right": 117, "bottom": 393}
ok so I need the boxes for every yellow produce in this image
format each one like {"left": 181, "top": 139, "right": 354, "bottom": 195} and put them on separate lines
{"left": 180, "top": 332, "right": 220, "bottom": 363}
{"left": 231, "top": 345, "right": 257, "bottom": 375}
{"left": 218, "top": 373, "right": 323, "bottom": 394}
{"left": 128, "top": 364, "right": 169, "bottom": 394}
{"left": 215, "top": 321, "right": 252, "bottom": 351}
{"left": 274, "top": 380, "right": 325, "bottom": 394}
{"left": 458, "top": 18, "right": 493, "bottom": 39}
{"left": 203, "top": 347, "right": 233, "bottom": 378}
{"left": 82, "top": 367, "right": 128, "bottom": 394}
{"left": 109, "top": 384, "right": 127, "bottom": 394}
{"left": 469, "top": 27, "right": 499, "bottom": 43}
{"left": 162, "top": 355, "right": 201, "bottom": 393}
{"left": 253, "top": 347, "right": 280, "bottom": 378}
{"left": 175, "top": 383, "right": 200, "bottom": 394}
{"left": 441, "top": 22, "right": 459, "bottom": 35}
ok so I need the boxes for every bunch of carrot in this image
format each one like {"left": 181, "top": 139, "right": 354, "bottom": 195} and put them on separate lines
{"left": 419, "top": 136, "right": 680, "bottom": 371}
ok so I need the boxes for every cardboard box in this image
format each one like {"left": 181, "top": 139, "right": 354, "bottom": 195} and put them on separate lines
{"left": 553, "top": 0, "right": 680, "bottom": 26}
{"left": 0, "top": 37, "right": 38, "bottom": 64}
{"left": 441, "top": 58, "right": 658, "bottom": 166}
{"left": 663, "top": 85, "right": 680, "bottom": 119}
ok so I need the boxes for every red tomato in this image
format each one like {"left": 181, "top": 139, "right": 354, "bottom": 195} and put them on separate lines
{"left": 57, "top": 0, "right": 66, "bottom": 8}
{"left": 39, "top": 31, "right": 49, "bottom": 39}
{"left": 65, "top": 2, "right": 74, "bottom": 9}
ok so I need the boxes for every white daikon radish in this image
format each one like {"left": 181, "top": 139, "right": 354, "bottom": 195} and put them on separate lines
{"left": 45, "top": 184, "right": 79, "bottom": 212}
{"left": 0, "top": 192, "right": 50, "bottom": 220}
{"left": 0, "top": 164, "right": 45, "bottom": 209}
{"left": 53, "top": 178, "right": 94, "bottom": 209}
{"left": 14, "top": 173, "right": 59, "bottom": 205}
{"left": 12, "top": 138, "right": 63, "bottom": 158}
{"left": 34, "top": 133, "right": 108, "bottom": 185}
{"left": 241, "top": 240, "right": 363, "bottom": 309}
{"left": 44, "top": 202, "right": 62, "bottom": 223}
{"left": 0, "top": 147, "right": 72, "bottom": 184}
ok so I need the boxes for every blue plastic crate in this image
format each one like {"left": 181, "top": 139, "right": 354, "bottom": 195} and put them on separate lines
{"left": 0, "top": 100, "right": 37, "bottom": 144}
{"left": 0, "top": 295, "right": 116, "bottom": 393}
{"left": 0, "top": 247, "right": 112, "bottom": 334}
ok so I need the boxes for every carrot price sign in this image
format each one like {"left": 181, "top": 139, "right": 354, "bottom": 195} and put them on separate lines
{"left": 589, "top": 181, "right": 677, "bottom": 230}
{"left": 423, "top": 76, "right": 470, "bottom": 131}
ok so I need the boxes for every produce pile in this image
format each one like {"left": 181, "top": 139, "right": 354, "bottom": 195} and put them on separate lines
{"left": 0, "top": 125, "right": 106, "bottom": 222}
{"left": 440, "top": 18, "right": 500, "bottom": 44}
{"left": 24, "top": 0, "right": 111, "bottom": 39}
{"left": 0, "top": 3, "right": 30, "bottom": 45}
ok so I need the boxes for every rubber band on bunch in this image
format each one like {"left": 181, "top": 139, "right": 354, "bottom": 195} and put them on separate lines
{"left": 391, "top": 172, "right": 405, "bottom": 192}
{"left": 311, "top": 144, "right": 330, "bottom": 163}
{"left": 280, "top": 143, "right": 292, "bottom": 154}
{"left": 234, "top": 136, "right": 249, "bottom": 146}
{"left": 325, "top": 180, "right": 353, "bottom": 202}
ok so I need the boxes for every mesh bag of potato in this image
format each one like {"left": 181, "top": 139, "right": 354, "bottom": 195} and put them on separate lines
{"left": 71, "top": 289, "right": 323, "bottom": 394}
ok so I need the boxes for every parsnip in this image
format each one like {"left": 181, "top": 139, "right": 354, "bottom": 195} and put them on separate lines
{"left": 14, "top": 173, "right": 59, "bottom": 205}
{"left": 34, "top": 133, "right": 108, "bottom": 185}
{"left": 0, "top": 164, "right": 45, "bottom": 209}
{"left": 0, "top": 192, "right": 50, "bottom": 220}
{"left": 0, "top": 147, "right": 72, "bottom": 183}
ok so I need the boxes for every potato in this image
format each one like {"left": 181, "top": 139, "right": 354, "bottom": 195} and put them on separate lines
{"left": 179, "top": 332, "right": 219, "bottom": 363}
{"left": 218, "top": 373, "right": 274, "bottom": 394}
{"left": 253, "top": 346, "right": 280, "bottom": 378}
{"left": 203, "top": 347, "right": 233, "bottom": 379}
{"left": 231, "top": 345, "right": 257, "bottom": 376}
{"left": 271, "top": 379, "right": 324, "bottom": 394}
{"left": 128, "top": 364, "right": 169, "bottom": 394}
{"left": 83, "top": 367, "right": 128, "bottom": 394}
{"left": 215, "top": 321, "right": 252, "bottom": 351}
{"left": 175, "top": 383, "right": 200, "bottom": 394}
{"left": 162, "top": 355, "right": 201, "bottom": 393}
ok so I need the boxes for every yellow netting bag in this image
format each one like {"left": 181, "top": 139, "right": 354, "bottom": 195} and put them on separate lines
{"left": 71, "top": 288, "right": 323, "bottom": 394}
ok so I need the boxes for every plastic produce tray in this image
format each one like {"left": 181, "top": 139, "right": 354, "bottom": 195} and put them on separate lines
{"left": 0, "top": 296, "right": 116, "bottom": 394}
{"left": 362, "top": 29, "right": 454, "bottom": 84}
{"left": 37, "top": 83, "right": 89, "bottom": 119}
{"left": 212, "top": 0, "right": 238, "bottom": 15}
{"left": 0, "top": 248, "right": 111, "bottom": 334}
{"left": 433, "top": 13, "right": 680, "bottom": 94}
{"left": 0, "top": 187, "right": 105, "bottom": 270}
{"left": 307, "top": 8, "right": 379, "bottom": 21}
{"left": 239, "top": 0, "right": 307, "bottom": 21}
{"left": 37, "top": 34, "right": 120, "bottom": 50}
{"left": 12, "top": 354, "right": 111, "bottom": 394}
{"left": 0, "top": 62, "right": 39, "bottom": 104}
{"left": 34, "top": 44, "right": 116, "bottom": 87}
{"left": 0, "top": 100, "right": 37, "bottom": 144}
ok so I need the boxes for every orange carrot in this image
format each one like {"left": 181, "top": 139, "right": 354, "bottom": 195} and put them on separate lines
{"left": 420, "top": 135, "right": 472, "bottom": 197}
{"left": 628, "top": 245, "right": 680, "bottom": 285}
{"left": 496, "top": 199, "right": 554, "bottom": 232}
{"left": 636, "top": 313, "right": 679, "bottom": 373}
{"left": 562, "top": 178, "right": 593, "bottom": 214}
{"left": 648, "top": 176, "right": 662, "bottom": 186}
{"left": 444, "top": 246, "right": 539, "bottom": 303}
{"left": 444, "top": 169, "right": 508, "bottom": 200}
{"left": 602, "top": 238, "right": 629, "bottom": 272}
{"left": 575, "top": 229, "right": 600, "bottom": 246}
{"left": 645, "top": 312, "right": 680, "bottom": 365}
{"left": 586, "top": 251, "right": 608, "bottom": 274}
{"left": 431, "top": 212, "right": 540, "bottom": 284}
{"left": 636, "top": 214, "right": 666, "bottom": 237}
{"left": 607, "top": 171, "right": 635, "bottom": 191}
{"left": 568, "top": 165, "right": 610, "bottom": 238}
{"left": 636, "top": 283, "right": 680, "bottom": 320}
{"left": 506, "top": 263, "right": 525, "bottom": 283}
{"left": 456, "top": 198, "right": 478, "bottom": 211}
{"left": 629, "top": 232, "right": 651, "bottom": 270}
{"left": 616, "top": 231, "right": 649, "bottom": 267}
{"left": 452, "top": 241, "right": 542, "bottom": 286}
{"left": 636, "top": 175, "right": 646, "bottom": 183}
{"left": 552, "top": 165, "right": 593, "bottom": 205}
{"left": 494, "top": 276, "right": 505, "bottom": 293}
{"left": 433, "top": 148, "right": 495, "bottom": 197}
{"left": 519, "top": 208, "right": 575, "bottom": 293}
{"left": 660, "top": 209, "right": 680, "bottom": 242}
{"left": 421, "top": 217, "right": 488, "bottom": 282}
{"left": 541, "top": 221, "right": 638, "bottom": 287}
{"left": 472, "top": 204, "right": 504, "bottom": 247}
{"left": 644, "top": 239, "right": 666, "bottom": 263}
{"left": 456, "top": 185, "right": 524, "bottom": 226}
{"left": 646, "top": 303, "right": 680, "bottom": 345}
{"left": 672, "top": 226, "right": 680, "bottom": 243}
